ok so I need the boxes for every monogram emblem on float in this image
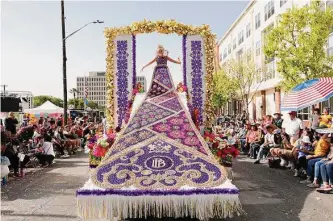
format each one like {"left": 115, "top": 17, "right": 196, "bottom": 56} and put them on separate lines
{"left": 145, "top": 156, "right": 173, "bottom": 170}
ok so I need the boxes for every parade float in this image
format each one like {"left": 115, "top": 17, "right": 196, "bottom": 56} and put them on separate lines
{"left": 77, "top": 20, "right": 242, "bottom": 221}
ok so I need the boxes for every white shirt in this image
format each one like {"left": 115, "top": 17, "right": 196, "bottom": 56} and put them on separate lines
{"left": 282, "top": 118, "right": 303, "bottom": 139}
{"left": 264, "top": 133, "right": 275, "bottom": 144}
{"left": 33, "top": 131, "right": 40, "bottom": 138}
{"left": 42, "top": 142, "right": 55, "bottom": 157}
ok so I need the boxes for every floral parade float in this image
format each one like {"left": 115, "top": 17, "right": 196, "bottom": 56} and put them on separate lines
{"left": 77, "top": 20, "right": 242, "bottom": 221}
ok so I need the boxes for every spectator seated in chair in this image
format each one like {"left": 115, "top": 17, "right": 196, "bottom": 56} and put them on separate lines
{"left": 299, "top": 132, "right": 330, "bottom": 183}
{"left": 247, "top": 124, "right": 261, "bottom": 159}
{"left": 238, "top": 124, "right": 250, "bottom": 154}
{"left": 254, "top": 124, "right": 279, "bottom": 164}
{"left": 35, "top": 133, "right": 55, "bottom": 167}
{"left": 307, "top": 143, "right": 333, "bottom": 190}
{"left": 318, "top": 107, "right": 332, "bottom": 129}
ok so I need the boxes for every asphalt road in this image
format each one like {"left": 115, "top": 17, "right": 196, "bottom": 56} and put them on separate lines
{"left": 1, "top": 154, "right": 332, "bottom": 221}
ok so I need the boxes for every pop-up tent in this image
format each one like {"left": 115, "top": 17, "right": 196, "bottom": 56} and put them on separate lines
{"left": 24, "top": 101, "right": 63, "bottom": 114}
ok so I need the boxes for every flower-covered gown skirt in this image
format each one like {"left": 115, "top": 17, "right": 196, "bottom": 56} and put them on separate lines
{"left": 91, "top": 56, "right": 229, "bottom": 190}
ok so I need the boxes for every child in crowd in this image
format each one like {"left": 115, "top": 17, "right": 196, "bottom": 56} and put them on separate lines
{"left": 294, "top": 136, "right": 314, "bottom": 176}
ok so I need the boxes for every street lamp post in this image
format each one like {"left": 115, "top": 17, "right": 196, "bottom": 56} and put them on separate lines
{"left": 61, "top": 0, "right": 103, "bottom": 125}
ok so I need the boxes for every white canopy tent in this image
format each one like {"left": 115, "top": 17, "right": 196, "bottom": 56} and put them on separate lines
{"left": 24, "top": 101, "right": 64, "bottom": 114}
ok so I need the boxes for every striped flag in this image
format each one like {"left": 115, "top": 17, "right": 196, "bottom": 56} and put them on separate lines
{"left": 84, "top": 77, "right": 89, "bottom": 105}
{"left": 281, "top": 77, "right": 333, "bottom": 111}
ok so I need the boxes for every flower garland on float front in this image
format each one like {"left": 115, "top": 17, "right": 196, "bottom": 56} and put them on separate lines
{"left": 203, "top": 130, "right": 239, "bottom": 167}
{"left": 86, "top": 129, "right": 116, "bottom": 168}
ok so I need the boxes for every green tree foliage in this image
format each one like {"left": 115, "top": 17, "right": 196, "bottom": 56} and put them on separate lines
{"left": 33, "top": 96, "right": 63, "bottom": 107}
{"left": 68, "top": 98, "right": 99, "bottom": 109}
{"left": 69, "top": 88, "right": 80, "bottom": 108}
{"left": 222, "top": 56, "right": 262, "bottom": 113}
{"left": 264, "top": 1, "right": 333, "bottom": 91}
{"left": 212, "top": 69, "right": 237, "bottom": 115}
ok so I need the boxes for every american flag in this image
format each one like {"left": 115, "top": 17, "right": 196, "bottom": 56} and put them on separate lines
{"left": 84, "top": 77, "right": 89, "bottom": 105}
{"left": 281, "top": 77, "right": 333, "bottom": 111}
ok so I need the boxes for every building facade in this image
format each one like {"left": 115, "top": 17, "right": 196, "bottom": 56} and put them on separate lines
{"left": 136, "top": 76, "right": 147, "bottom": 93}
{"left": 218, "top": 0, "right": 333, "bottom": 120}
{"left": 76, "top": 72, "right": 147, "bottom": 107}
{"left": 76, "top": 72, "right": 107, "bottom": 107}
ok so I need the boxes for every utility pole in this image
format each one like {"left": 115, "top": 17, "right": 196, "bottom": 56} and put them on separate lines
{"left": 0, "top": 85, "right": 8, "bottom": 95}
{"left": 61, "top": 0, "right": 68, "bottom": 125}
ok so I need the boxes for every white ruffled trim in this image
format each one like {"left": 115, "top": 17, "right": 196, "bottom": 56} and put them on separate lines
{"left": 77, "top": 192, "right": 242, "bottom": 221}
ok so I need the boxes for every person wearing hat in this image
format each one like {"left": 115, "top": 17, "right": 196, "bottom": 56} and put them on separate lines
{"left": 273, "top": 113, "right": 283, "bottom": 129}
{"left": 4, "top": 112, "right": 18, "bottom": 136}
{"left": 299, "top": 130, "right": 331, "bottom": 184}
{"left": 254, "top": 124, "right": 279, "bottom": 164}
{"left": 282, "top": 111, "right": 303, "bottom": 145}
{"left": 293, "top": 135, "right": 314, "bottom": 176}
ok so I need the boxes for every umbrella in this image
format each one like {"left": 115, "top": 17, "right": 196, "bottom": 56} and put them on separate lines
{"left": 281, "top": 77, "right": 333, "bottom": 111}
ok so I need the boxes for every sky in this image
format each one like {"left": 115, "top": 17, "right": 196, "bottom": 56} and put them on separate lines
{"left": 1, "top": 0, "right": 249, "bottom": 98}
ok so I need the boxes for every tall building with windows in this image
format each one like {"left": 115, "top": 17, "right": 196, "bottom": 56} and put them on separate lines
{"left": 218, "top": 0, "right": 333, "bottom": 120}
{"left": 76, "top": 72, "right": 148, "bottom": 107}
{"left": 136, "top": 76, "right": 147, "bottom": 93}
{"left": 76, "top": 72, "right": 107, "bottom": 107}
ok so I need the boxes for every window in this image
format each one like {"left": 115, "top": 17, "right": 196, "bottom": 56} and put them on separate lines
{"left": 280, "top": 0, "right": 287, "bottom": 7}
{"left": 297, "top": 107, "right": 310, "bottom": 121}
{"left": 265, "top": 0, "right": 275, "bottom": 21}
{"left": 255, "top": 13, "right": 261, "bottom": 29}
{"left": 265, "top": 59, "right": 275, "bottom": 80}
{"left": 236, "top": 49, "right": 243, "bottom": 61}
{"left": 223, "top": 48, "right": 227, "bottom": 59}
{"left": 246, "top": 23, "right": 251, "bottom": 38}
{"left": 247, "top": 48, "right": 252, "bottom": 61}
{"left": 320, "top": 97, "right": 333, "bottom": 115}
{"left": 255, "top": 67, "right": 262, "bottom": 83}
{"left": 233, "top": 38, "right": 236, "bottom": 49}
{"left": 238, "top": 30, "right": 244, "bottom": 45}
{"left": 228, "top": 44, "right": 231, "bottom": 54}
{"left": 256, "top": 41, "right": 261, "bottom": 56}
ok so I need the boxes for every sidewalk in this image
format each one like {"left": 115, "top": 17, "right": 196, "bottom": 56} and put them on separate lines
{"left": 1, "top": 153, "right": 89, "bottom": 221}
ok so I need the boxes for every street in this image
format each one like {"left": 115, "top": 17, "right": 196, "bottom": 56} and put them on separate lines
{"left": 1, "top": 154, "right": 333, "bottom": 221}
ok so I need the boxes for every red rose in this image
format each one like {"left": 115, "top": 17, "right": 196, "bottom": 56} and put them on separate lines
{"left": 217, "top": 150, "right": 223, "bottom": 157}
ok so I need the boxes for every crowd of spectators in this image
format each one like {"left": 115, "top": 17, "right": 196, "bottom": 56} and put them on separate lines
{"left": 215, "top": 107, "right": 333, "bottom": 194}
{"left": 1, "top": 112, "right": 104, "bottom": 182}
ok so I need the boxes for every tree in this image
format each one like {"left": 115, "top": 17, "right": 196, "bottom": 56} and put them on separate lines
{"left": 33, "top": 96, "right": 63, "bottom": 107}
{"left": 69, "top": 88, "right": 80, "bottom": 109}
{"left": 68, "top": 98, "right": 84, "bottom": 109}
{"left": 222, "top": 56, "right": 263, "bottom": 113}
{"left": 211, "top": 69, "right": 237, "bottom": 115}
{"left": 68, "top": 98, "right": 99, "bottom": 110}
{"left": 264, "top": 1, "right": 333, "bottom": 91}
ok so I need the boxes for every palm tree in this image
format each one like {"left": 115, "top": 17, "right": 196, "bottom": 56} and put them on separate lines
{"left": 69, "top": 88, "right": 79, "bottom": 109}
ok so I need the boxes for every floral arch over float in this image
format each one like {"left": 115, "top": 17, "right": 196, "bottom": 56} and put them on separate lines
{"left": 105, "top": 19, "right": 216, "bottom": 129}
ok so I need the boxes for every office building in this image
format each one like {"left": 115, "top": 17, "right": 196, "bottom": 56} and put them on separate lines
{"left": 76, "top": 72, "right": 106, "bottom": 107}
{"left": 218, "top": 0, "right": 333, "bottom": 120}
{"left": 76, "top": 72, "right": 147, "bottom": 107}
{"left": 136, "top": 76, "right": 147, "bottom": 93}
